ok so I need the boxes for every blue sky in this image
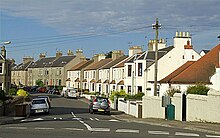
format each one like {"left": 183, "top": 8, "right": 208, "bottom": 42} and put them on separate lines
{"left": 0, "top": 0, "right": 219, "bottom": 64}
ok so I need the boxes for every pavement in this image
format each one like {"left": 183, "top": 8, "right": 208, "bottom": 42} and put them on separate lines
{"left": 1, "top": 97, "right": 220, "bottom": 135}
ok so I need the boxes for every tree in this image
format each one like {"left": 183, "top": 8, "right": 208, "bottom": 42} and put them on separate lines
{"left": 36, "top": 80, "right": 44, "bottom": 87}
{"left": 105, "top": 51, "right": 112, "bottom": 58}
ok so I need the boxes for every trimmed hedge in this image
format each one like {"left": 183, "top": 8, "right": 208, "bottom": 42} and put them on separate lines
{"left": 187, "top": 83, "right": 210, "bottom": 95}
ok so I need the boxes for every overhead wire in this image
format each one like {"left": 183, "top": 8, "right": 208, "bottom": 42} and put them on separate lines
{"left": 7, "top": 25, "right": 152, "bottom": 52}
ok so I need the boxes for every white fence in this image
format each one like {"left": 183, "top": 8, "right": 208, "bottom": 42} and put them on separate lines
{"left": 117, "top": 98, "right": 142, "bottom": 118}
{"left": 142, "top": 89, "right": 220, "bottom": 123}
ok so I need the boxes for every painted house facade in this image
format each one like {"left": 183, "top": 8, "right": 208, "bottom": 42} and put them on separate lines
{"left": 66, "top": 60, "right": 93, "bottom": 90}
{"left": 11, "top": 56, "right": 34, "bottom": 86}
{"left": 159, "top": 44, "right": 220, "bottom": 93}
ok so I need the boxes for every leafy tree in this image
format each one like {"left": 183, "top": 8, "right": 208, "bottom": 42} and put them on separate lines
{"left": 105, "top": 51, "right": 112, "bottom": 58}
{"left": 186, "top": 83, "right": 210, "bottom": 95}
{"left": 35, "top": 80, "right": 44, "bottom": 87}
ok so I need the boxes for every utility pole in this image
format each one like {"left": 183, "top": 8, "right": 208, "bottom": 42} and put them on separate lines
{"left": 152, "top": 18, "right": 161, "bottom": 96}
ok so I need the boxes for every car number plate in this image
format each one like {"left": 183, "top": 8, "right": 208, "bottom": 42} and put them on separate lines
{"left": 98, "top": 109, "right": 104, "bottom": 112}
{"left": 36, "top": 109, "right": 43, "bottom": 113}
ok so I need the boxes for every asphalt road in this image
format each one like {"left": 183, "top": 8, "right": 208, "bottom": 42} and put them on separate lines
{"left": 0, "top": 93, "right": 217, "bottom": 138}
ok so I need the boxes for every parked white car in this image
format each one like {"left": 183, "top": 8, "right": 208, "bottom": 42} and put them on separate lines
{"left": 67, "top": 88, "right": 79, "bottom": 98}
{"left": 30, "top": 98, "right": 50, "bottom": 114}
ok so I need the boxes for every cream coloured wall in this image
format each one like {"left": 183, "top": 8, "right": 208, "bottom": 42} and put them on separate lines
{"left": 142, "top": 96, "right": 165, "bottom": 118}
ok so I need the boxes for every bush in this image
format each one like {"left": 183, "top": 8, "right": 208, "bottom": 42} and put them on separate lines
{"left": 165, "top": 87, "right": 181, "bottom": 97}
{"left": 127, "top": 92, "right": 145, "bottom": 100}
{"left": 17, "top": 89, "right": 29, "bottom": 97}
{"left": 35, "top": 80, "right": 44, "bottom": 87}
{"left": 187, "top": 83, "right": 210, "bottom": 95}
{"left": 110, "top": 90, "right": 128, "bottom": 102}
{"left": 9, "top": 88, "right": 17, "bottom": 96}
{"left": 0, "top": 89, "right": 6, "bottom": 101}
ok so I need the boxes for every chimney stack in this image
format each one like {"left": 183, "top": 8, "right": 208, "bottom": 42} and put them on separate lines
{"left": 67, "top": 50, "right": 74, "bottom": 56}
{"left": 39, "top": 53, "right": 46, "bottom": 59}
{"left": 112, "top": 50, "right": 124, "bottom": 60}
{"left": 129, "top": 46, "right": 142, "bottom": 57}
{"left": 23, "top": 56, "right": 34, "bottom": 64}
{"left": 56, "top": 51, "right": 62, "bottom": 58}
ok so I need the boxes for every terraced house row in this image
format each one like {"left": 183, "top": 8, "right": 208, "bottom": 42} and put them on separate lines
{"left": 10, "top": 31, "right": 220, "bottom": 96}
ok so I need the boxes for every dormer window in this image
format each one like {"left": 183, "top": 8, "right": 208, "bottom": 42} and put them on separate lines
{"left": 62, "top": 61, "right": 67, "bottom": 64}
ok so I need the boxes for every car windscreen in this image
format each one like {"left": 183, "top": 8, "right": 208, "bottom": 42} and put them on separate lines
{"left": 32, "top": 99, "right": 46, "bottom": 104}
{"left": 97, "top": 97, "right": 108, "bottom": 103}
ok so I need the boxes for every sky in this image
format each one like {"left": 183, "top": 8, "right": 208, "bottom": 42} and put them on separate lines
{"left": 0, "top": 0, "right": 219, "bottom": 64}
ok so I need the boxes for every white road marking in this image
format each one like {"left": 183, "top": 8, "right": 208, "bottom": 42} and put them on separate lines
{"left": 71, "top": 112, "right": 76, "bottom": 118}
{"left": 79, "top": 120, "right": 92, "bottom": 131}
{"left": 21, "top": 119, "right": 28, "bottom": 122}
{"left": 206, "top": 135, "right": 220, "bottom": 138}
{"left": 6, "top": 127, "right": 27, "bottom": 129}
{"left": 116, "top": 129, "right": 139, "bottom": 133}
{"left": 109, "top": 119, "right": 120, "bottom": 122}
{"left": 175, "top": 132, "right": 199, "bottom": 137}
{"left": 35, "top": 127, "right": 55, "bottom": 130}
{"left": 94, "top": 118, "right": 99, "bottom": 121}
{"left": 63, "top": 128, "right": 84, "bottom": 131}
{"left": 33, "top": 118, "right": 44, "bottom": 121}
{"left": 148, "top": 131, "right": 169, "bottom": 135}
{"left": 90, "top": 118, "right": 94, "bottom": 120}
{"left": 72, "top": 117, "right": 81, "bottom": 120}
{"left": 91, "top": 128, "right": 110, "bottom": 132}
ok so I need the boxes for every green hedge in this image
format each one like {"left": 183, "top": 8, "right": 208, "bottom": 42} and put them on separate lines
{"left": 187, "top": 83, "right": 210, "bottom": 95}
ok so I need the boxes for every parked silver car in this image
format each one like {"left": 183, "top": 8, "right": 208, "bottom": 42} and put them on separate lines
{"left": 30, "top": 98, "right": 50, "bottom": 114}
{"left": 37, "top": 96, "right": 52, "bottom": 109}
{"left": 89, "top": 96, "right": 110, "bottom": 115}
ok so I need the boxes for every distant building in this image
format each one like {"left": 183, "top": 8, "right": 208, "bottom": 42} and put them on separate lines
{"left": 11, "top": 56, "right": 34, "bottom": 86}
{"left": 27, "top": 49, "right": 85, "bottom": 87}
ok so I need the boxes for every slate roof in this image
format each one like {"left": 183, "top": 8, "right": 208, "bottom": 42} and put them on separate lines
{"left": 11, "top": 61, "right": 33, "bottom": 71}
{"left": 84, "top": 58, "right": 112, "bottom": 71}
{"left": 168, "top": 44, "right": 220, "bottom": 84}
{"left": 51, "top": 56, "right": 76, "bottom": 67}
{"left": 29, "top": 55, "right": 76, "bottom": 68}
{"left": 114, "top": 56, "right": 133, "bottom": 68}
{"left": 101, "top": 56, "right": 128, "bottom": 69}
{"left": 68, "top": 60, "right": 93, "bottom": 71}
{"left": 200, "top": 49, "right": 210, "bottom": 54}
{"left": 29, "top": 57, "right": 56, "bottom": 68}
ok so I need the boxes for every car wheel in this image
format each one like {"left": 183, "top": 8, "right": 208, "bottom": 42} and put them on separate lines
{"left": 90, "top": 109, "right": 94, "bottom": 114}
{"left": 106, "top": 111, "right": 110, "bottom": 115}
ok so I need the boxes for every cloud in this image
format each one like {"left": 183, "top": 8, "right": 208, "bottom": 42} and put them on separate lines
{"left": 1, "top": 0, "right": 219, "bottom": 36}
